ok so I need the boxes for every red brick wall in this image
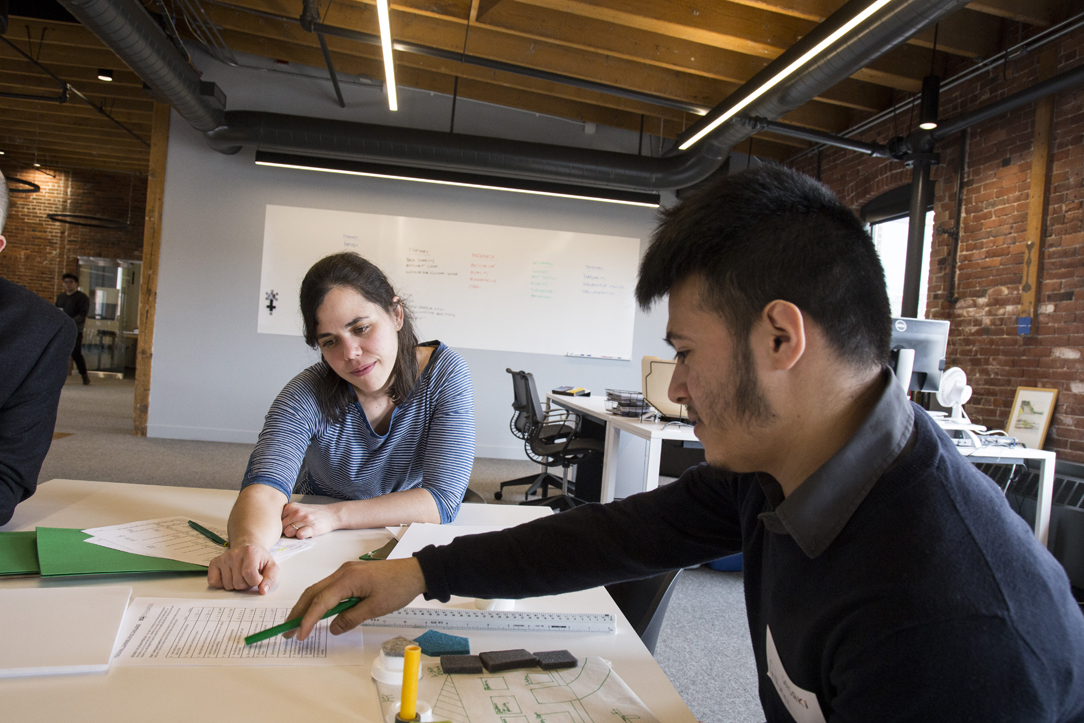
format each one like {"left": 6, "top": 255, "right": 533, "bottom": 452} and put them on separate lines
{"left": 790, "top": 27, "right": 1084, "bottom": 462}
{"left": 0, "top": 164, "right": 147, "bottom": 301}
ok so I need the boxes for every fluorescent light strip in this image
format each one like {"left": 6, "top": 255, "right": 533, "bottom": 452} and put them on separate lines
{"left": 255, "top": 160, "right": 659, "bottom": 207}
{"left": 679, "top": 0, "right": 895, "bottom": 150}
{"left": 376, "top": 0, "right": 398, "bottom": 111}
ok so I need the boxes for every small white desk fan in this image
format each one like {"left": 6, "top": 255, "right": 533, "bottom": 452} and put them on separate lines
{"left": 936, "top": 367, "right": 973, "bottom": 423}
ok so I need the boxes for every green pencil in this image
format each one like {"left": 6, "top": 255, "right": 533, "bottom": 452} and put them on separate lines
{"left": 188, "top": 520, "right": 228, "bottom": 547}
{"left": 244, "top": 597, "right": 361, "bottom": 645}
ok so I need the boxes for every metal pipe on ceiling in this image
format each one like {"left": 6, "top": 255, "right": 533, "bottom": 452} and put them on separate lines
{"left": 738, "top": 116, "right": 892, "bottom": 158}
{"left": 60, "top": 0, "right": 969, "bottom": 191}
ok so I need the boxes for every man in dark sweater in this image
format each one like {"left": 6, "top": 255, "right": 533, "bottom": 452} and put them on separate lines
{"left": 55, "top": 272, "right": 91, "bottom": 385}
{"left": 0, "top": 170, "right": 77, "bottom": 525}
{"left": 283, "top": 166, "right": 1084, "bottom": 721}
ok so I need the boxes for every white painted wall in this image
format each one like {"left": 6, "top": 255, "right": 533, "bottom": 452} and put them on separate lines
{"left": 148, "top": 50, "right": 673, "bottom": 460}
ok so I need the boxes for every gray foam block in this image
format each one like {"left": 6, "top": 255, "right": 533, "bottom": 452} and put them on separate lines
{"left": 534, "top": 650, "right": 578, "bottom": 670}
{"left": 440, "top": 654, "right": 484, "bottom": 675}
{"left": 478, "top": 649, "right": 539, "bottom": 672}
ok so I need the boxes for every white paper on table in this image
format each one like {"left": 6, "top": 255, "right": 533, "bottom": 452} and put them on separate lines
{"left": 0, "top": 586, "right": 132, "bottom": 678}
{"left": 386, "top": 525, "right": 409, "bottom": 540}
{"left": 386, "top": 524, "right": 511, "bottom": 560}
{"left": 377, "top": 655, "right": 659, "bottom": 723}
{"left": 111, "top": 598, "right": 365, "bottom": 667}
{"left": 82, "top": 516, "right": 314, "bottom": 566}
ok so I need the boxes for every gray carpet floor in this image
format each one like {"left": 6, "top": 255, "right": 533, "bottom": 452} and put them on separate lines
{"left": 39, "top": 376, "right": 763, "bottom": 722}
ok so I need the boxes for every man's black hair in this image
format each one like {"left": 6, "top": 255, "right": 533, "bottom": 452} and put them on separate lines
{"left": 62, "top": 273, "right": 78, "bottom": 282}
{"left": 636, "top": 164, "right": 892, "bottom": 368}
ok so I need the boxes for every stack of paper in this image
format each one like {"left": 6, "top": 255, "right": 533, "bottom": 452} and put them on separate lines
{"left": 82, "top": 517, "right": 314, "bottom": 567}
{"left": 0, "top": 586, "right": 132, "bottom": 678}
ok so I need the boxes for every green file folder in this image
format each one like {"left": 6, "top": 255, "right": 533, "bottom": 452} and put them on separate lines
{"left": 0, "top": 531, "right": 41, "bottom": 576}
{"left": 35, "top": 527, "right": 207, "bottom": 577}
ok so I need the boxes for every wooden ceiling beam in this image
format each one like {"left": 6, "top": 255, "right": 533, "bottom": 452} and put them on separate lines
{"left": 908, "top": 10, "right": 1003, "bottom": 59}
{"left": 454, "top": 0, "right": 994, "bottom": 58}
{"left": 0, "top": 151, "right": 147, "bottom": 174}
{"left": 0, "top": 68, "right": 155, "bottom": 103}
{"left": 212, "top": 2, "right": 868, "bottom": 133}
{"left": 498, "top": 0, "right": 805, "bottom": 59}
{"left": 0, "top": 34, "right": 139, "bottom": 72}
{"left": 405, "top": 0, "right": 934, "bottom": 92}
{"left": 3, "top": 17, "right": 116, "bottom": 52}
{"left": 964, "top": 0, "right": 1062, "bottom": 27}
{"left": 216, "top": 27, "right": 692, "bottom": 130}
{"left": 0, "top": 101, "right": 152, "bottom": 128}
{"left": 474, "top": 1, "right": 890, "bottom": 111}
{"left": 0, "top": 117, "right": 150, "bottom": 147}
{"left": 0, "top": 57, "right": 144, "bottom": 90}
{"left": 722, "top": 0, "right": 1060, "bottom": 27}
{"left": 0, "top": 85, "right": 153, "bottom": 114}
{"left": 0, "top": 130, "right": 146, "bottom": 158}
{"left": 0, "top": 139, "right": 146, "bottom": 165}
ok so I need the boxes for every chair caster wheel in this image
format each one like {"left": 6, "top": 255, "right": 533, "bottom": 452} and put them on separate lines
{"left": 494, "top": 492, "right": 503, "bottom": 500}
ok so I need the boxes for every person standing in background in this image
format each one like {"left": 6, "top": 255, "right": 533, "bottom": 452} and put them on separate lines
{"left": 55, "top": 272, "right": 90, "bottom": 385}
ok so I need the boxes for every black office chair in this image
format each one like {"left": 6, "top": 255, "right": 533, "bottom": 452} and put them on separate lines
{"left": 605, "top": 569, "right": 683, "bottom": 655}
{"left": 494, "top": 368, "right": 602, "bottom": 510}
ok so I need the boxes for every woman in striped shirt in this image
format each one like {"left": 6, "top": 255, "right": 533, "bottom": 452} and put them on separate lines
{"left": 208, "top": 253, "right": 475, "bottom": 593}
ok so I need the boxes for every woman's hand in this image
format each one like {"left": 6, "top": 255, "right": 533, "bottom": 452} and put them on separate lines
{"left": 281, "top": 502, "right": 341, "bottom": 539}
{"left": 207, "top": 544, "right": 279, "bottom": 594}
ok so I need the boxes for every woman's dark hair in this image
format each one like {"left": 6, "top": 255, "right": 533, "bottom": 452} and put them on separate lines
{"left": 299, "top": 252, "right": 420, "bottom": 421}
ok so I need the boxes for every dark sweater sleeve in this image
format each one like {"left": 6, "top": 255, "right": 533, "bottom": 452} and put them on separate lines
{"left": 0, "top": 316, "right": 76, "bottom": 525}
{"left": 415, "top": 464, "right": 745, "bottom": 602}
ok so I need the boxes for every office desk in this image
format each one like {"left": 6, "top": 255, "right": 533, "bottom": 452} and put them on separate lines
{"left": 547, "top": 394, "right": 698, "bottom": 503}
{"left": 1, "top": 479, "right": 697, "bottom": 723}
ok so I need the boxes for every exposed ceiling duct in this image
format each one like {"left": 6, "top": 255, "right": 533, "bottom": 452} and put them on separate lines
{"left": 59, "top": 0, "right": 971, "bottom": 192}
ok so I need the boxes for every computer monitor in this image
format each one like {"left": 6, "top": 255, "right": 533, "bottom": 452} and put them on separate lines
{"left": 641, "top": 356, "right": 688, "bottom": 421}
{"left": 890, "top": 317, "right": 950, "bottom": 393}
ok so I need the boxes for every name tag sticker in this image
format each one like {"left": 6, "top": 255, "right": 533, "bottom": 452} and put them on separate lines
{"left": 765, "top": 625, "right": 827, "bottom": 723}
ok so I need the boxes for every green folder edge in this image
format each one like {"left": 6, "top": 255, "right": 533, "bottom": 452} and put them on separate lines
{"left": 35, "top": 527, "right": 207, "bottom": 577}
{"left": 0, "top": 531, "right": 41, "bottom": 576}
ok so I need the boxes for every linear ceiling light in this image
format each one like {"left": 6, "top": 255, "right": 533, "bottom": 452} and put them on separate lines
{"left": 254, "top": 151, "right": 660, "bottom": 207}
{"left": 376, "top": 0, "right": 398, "bottom": 111}
{"left": 678, "top": 0, "right": 895, "bottom": 151}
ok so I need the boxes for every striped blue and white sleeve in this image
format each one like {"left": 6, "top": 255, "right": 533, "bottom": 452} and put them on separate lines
{"left": 240, "top": 369, "right": 324, "bottom": 499}
{"left": 420, "top": 351, "right": 476, "bottom": 523}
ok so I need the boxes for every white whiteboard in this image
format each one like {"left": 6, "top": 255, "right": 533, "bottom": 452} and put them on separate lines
{"left": 258, "top": 205, "right": 640, "bottom": 358}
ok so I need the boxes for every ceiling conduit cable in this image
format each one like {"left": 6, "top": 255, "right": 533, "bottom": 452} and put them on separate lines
{"left": 62, "top": 0, "right": 968, "bottom": 191}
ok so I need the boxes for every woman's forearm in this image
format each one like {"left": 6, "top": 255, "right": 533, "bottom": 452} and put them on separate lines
{"left": 330, "top": 487, "right": 442, "bottom": 529}
{"left": 228, "top": 484, "right": 290, "bottom": 549}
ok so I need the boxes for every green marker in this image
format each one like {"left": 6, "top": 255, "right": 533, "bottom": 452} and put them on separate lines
{"left": 244, "top": 597, "right": 361, "bottom": 645}
{"left": 188, "top": 520, "right": 228, "bottom": 547}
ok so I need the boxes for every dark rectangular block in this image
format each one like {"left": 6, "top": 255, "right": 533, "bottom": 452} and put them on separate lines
{"left": 478, "top": 649, "right": 538, "bottom": 672}
{"left": 533, "top": 650, "right": 578, "bottom": 670}
{"left": 440, "top": 654, "right": 484, "bottom": 675}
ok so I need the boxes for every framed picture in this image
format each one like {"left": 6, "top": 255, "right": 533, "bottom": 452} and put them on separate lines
{"left": 1007, "top": 387, "right": 1059, "bottom": 450}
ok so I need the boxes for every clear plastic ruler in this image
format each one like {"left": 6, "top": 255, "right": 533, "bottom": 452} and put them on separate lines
{"left": 362, "top": 607, "right": 615, "bottom": 633}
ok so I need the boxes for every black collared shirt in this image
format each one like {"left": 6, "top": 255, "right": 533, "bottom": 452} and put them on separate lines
{"left": 758, "top": 368, "right": 915, "bottom": 558}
